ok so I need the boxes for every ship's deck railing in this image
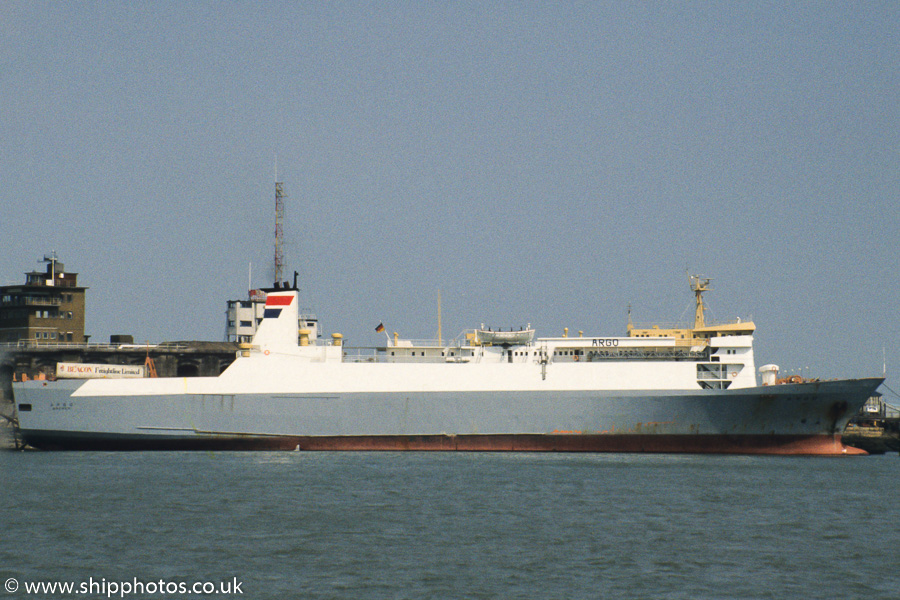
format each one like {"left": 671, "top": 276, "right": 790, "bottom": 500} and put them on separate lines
{"left": 629, "top": 316, "right": 753, "bottom": 330}
{"left": 377, "top": 329, "right": 479, "bottom": 349}
{"left": 674, "top": 338, "right": 709, "bottom": 347}
{"left": 628, "top": 321, "right": 689, "bottom": 330}
{"left": 386, "top": 338, "right": 448, "bottom": 348}
{"left": 342, "top": 346, "right": 474, "bottom": 364}
{"left": 586, "top": 348, "right": 710, "bottom": 361}
{"left": 340, "top": 347, "right": 392, "bottom": 363}
{"left": 342, "top": 348, "right": 380, "bottom": 363}
{"left": 339, "top": 346, "right": 711, "bottom": 363}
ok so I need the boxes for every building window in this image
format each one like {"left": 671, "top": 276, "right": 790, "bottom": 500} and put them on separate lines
{"left": 240, "top": 320, "right": 252, "bottom": 327}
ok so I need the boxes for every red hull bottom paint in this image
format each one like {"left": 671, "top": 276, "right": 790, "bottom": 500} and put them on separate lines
{"left": 290, "top": 434, "right": 867, "bottom": 455}
{"left": 23, "top": 432, "right": 867, "bottom": 455}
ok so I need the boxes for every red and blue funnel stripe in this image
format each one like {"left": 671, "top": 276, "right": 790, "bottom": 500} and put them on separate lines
{"left": 263, "top": 294, "right": 294, "bottom": 319}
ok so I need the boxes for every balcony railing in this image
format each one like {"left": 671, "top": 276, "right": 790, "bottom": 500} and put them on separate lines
{"left": 1, "top": 297, "right": 62, "bottom": 307}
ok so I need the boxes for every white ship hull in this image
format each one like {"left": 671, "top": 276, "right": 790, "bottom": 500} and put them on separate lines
{"left": 13, "top": 370, "right": 882, "bottom": 454}
{"left": 12, "top": 287, "right": 883, "bottom": 454}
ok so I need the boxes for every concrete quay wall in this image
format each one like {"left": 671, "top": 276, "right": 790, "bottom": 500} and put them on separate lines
{"left": 1, "top": 342, "right": 239, "bottom": 449}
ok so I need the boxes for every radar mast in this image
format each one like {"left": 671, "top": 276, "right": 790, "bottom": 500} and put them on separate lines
{"left": 689, "top": 275, "right": 711, "bottom": 329}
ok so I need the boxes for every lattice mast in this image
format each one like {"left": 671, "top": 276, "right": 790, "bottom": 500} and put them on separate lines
{"left": 274, "top": 181, "right": 286, "bottom": 285}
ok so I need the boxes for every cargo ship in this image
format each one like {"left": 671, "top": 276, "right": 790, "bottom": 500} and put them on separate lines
{"left": 12, "top": 277, "right": 882, "bottom": 454}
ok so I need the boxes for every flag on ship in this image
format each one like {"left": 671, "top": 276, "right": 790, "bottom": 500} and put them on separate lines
{"left": 375, "top": 322, "right": 385, "bottom": 333}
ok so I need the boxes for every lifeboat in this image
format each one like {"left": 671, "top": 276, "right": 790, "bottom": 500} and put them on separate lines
{"left": 475, "top": 326, "right": 535, "bottom": 346}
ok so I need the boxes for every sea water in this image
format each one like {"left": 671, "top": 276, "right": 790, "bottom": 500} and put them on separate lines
{"left": 1, "top": 451, "right": 898, "bottom": 599}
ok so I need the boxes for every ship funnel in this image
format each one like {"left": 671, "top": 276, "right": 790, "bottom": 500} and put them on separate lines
{"left": 759, "top": 364, "right": 779, "bottom": 386}
{"left": 252, "top": 290, "right": 300, "bottom": 351}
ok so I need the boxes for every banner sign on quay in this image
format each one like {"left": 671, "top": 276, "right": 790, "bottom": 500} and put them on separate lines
{"left": 56, "top": 363, "right": 146, "bottom": 379}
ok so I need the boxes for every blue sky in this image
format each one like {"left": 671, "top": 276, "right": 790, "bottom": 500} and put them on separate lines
{"left": 2, "top": 2, "right": 897, "bottom": 382}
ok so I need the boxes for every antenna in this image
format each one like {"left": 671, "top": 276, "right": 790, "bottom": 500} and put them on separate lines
{"left": 436, "top": 290, "right": 443, "bottom": 346}
{"left": 41, "top": 250, "right": 60, "bottom": 286}
{"left": 274, "top": 181, "right": 285, "bottom": 285}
